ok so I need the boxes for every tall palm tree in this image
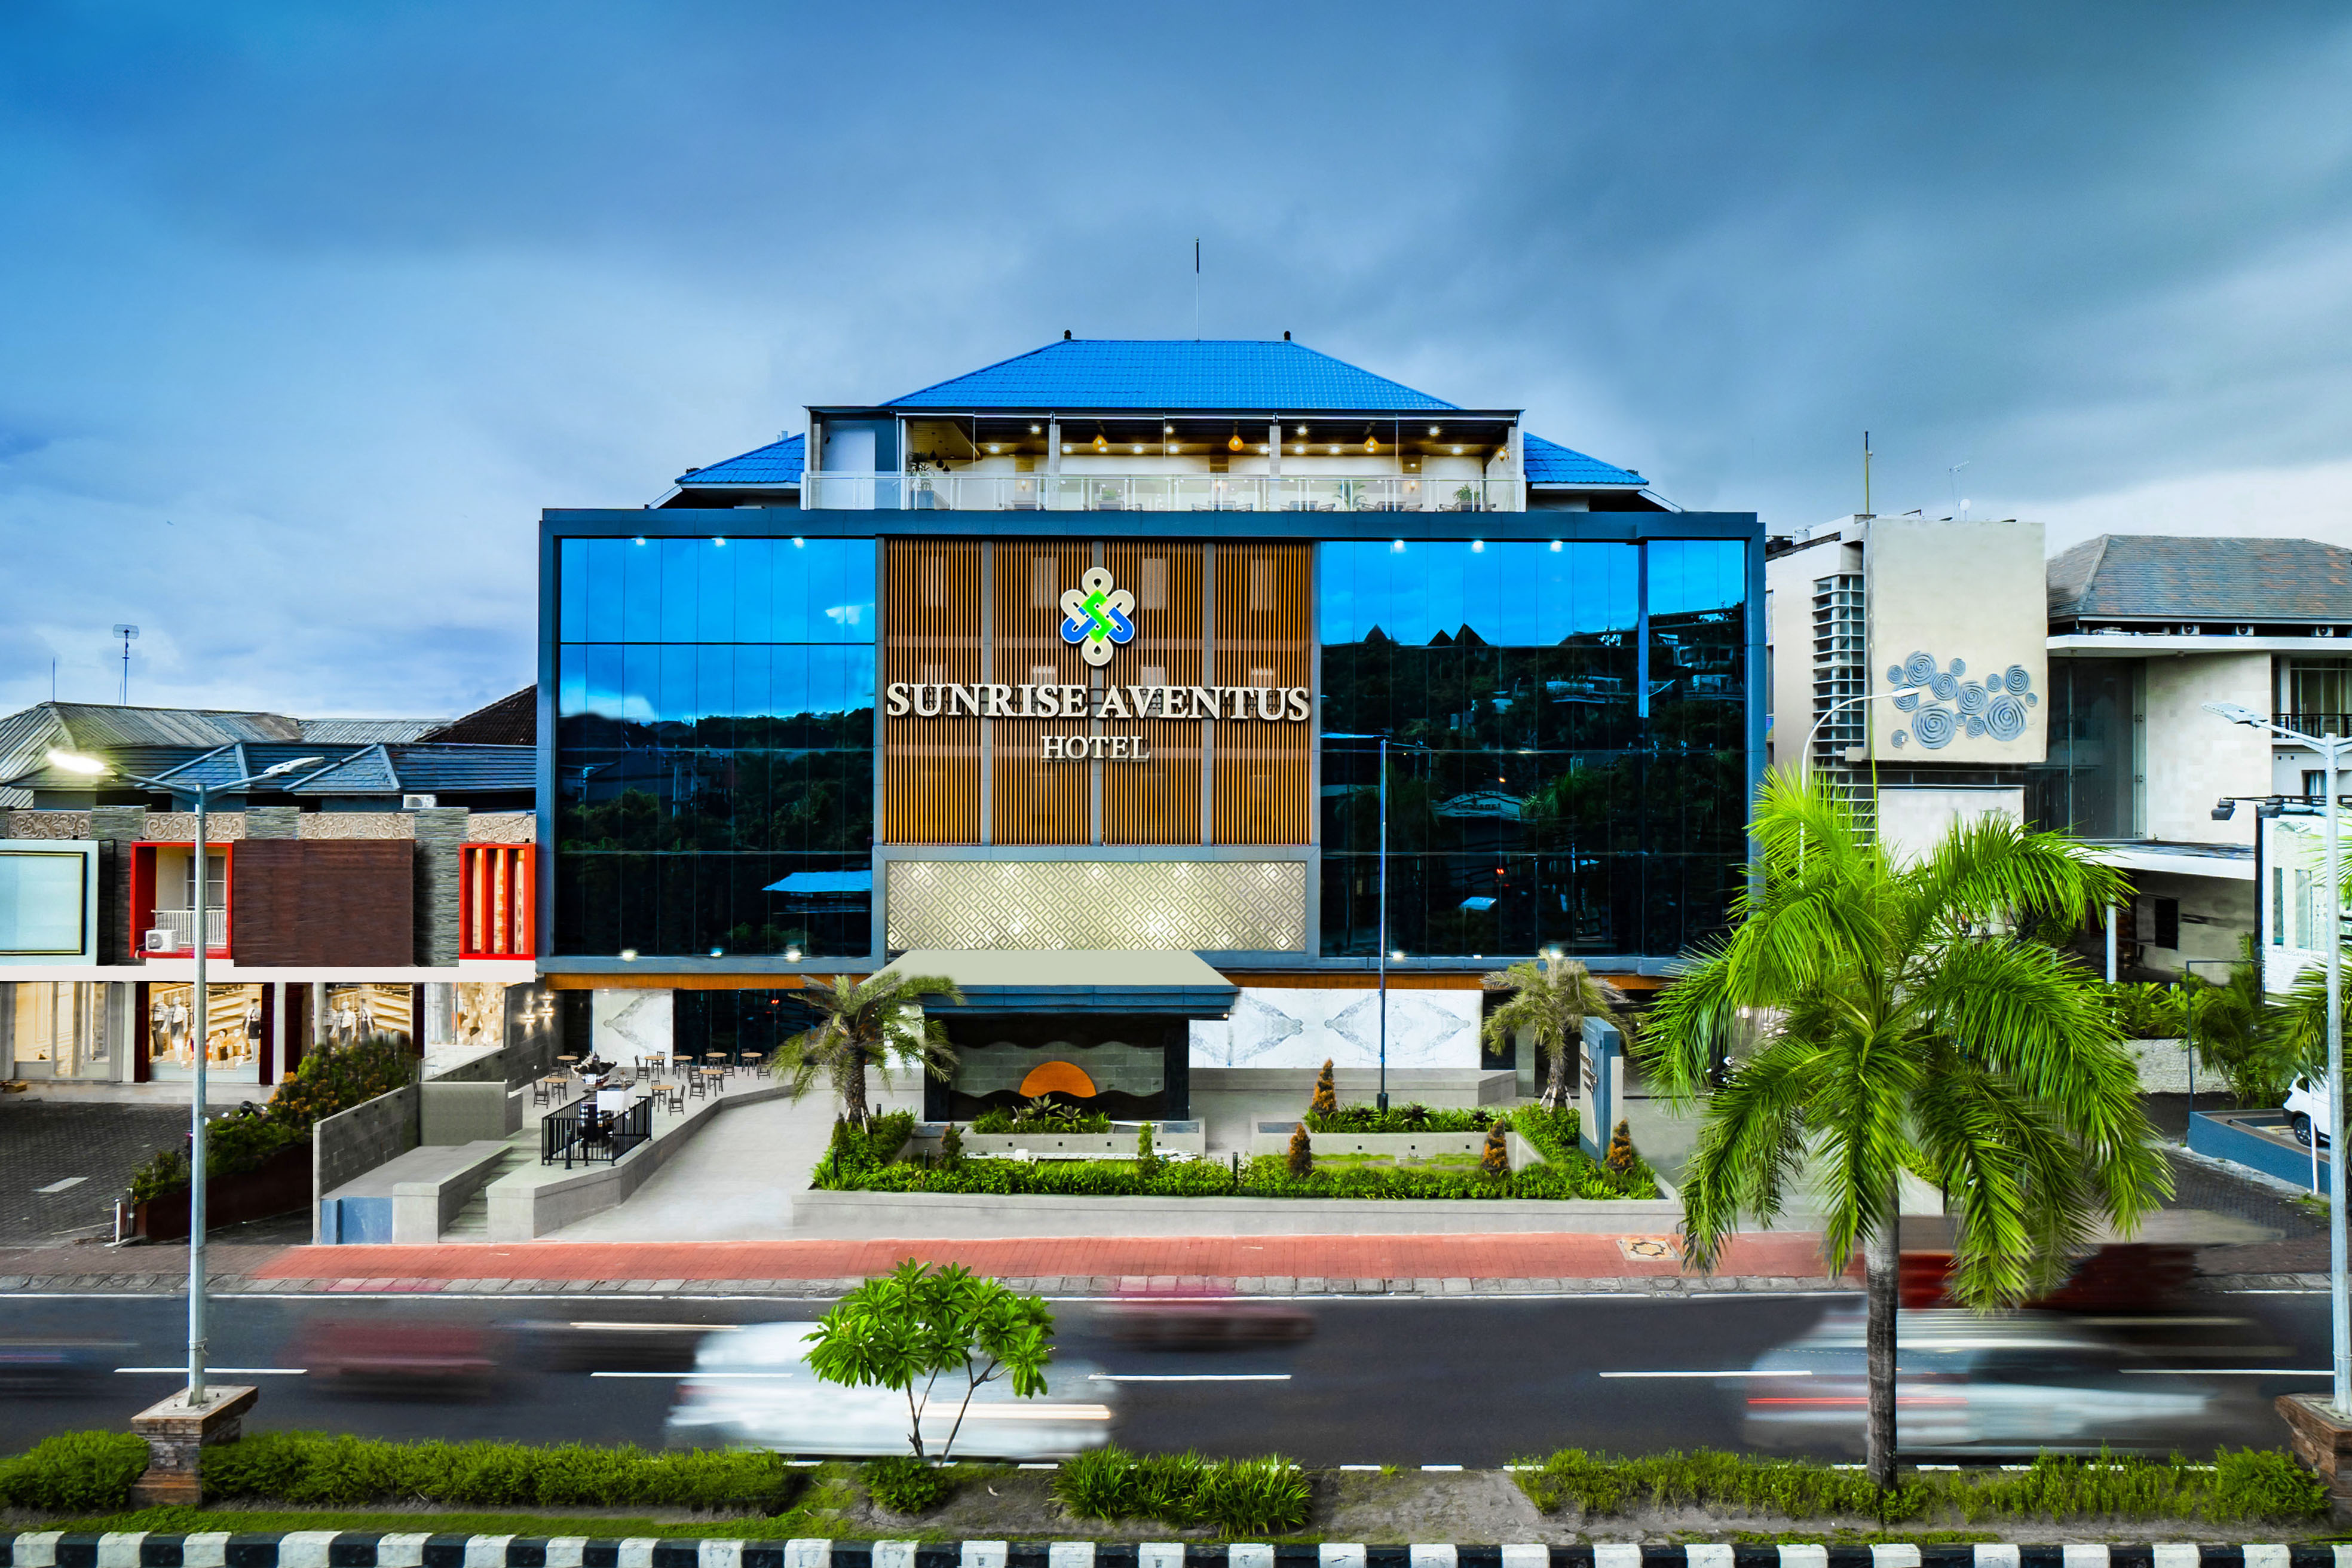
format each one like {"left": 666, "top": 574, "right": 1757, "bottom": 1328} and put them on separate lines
{"left": 1642, "top": 771, "right": 2168, "bottom": 1487}
{"left": 783, "top": 972, "right": 964, "bottom": 1125}
{"left": 1481, "top": 951, "right": 1630, "bottom": 1110}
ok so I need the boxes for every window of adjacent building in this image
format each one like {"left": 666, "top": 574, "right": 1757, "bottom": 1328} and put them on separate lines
{"left": 7, "top": 982, "right": 108, "bottom": 1077}
{"left": 2305, "top": 770, "right": 2327, "bottom": 800}
{"left": 553, "top": 535, "right": 877, "bottom": 959}
{"left": 1318, "top": 537, "right": 1746, "bottom": 959}
{"left": 2285, "top": 659, "right": 2352, "bottom": 731}
{"left": 2026, "top": 658, "right": 2143, "bottom": 840}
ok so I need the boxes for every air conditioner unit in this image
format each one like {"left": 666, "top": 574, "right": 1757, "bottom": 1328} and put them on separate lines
{"left": 402, "top": 794, "right": 437, "bottom": 810}
{"left": 143, "top": 929, "right": 170, "bottom": 953}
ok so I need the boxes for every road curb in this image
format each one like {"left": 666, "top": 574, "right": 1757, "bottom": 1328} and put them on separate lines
{"left": 0, "top": 1537, "right": 2342, "bottom": 1567}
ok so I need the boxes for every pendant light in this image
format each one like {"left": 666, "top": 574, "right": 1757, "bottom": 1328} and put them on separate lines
{"left": 1363, "top": 427, "right": 1379, "bottom": 455}
{"left": 1227, "top": 424, "right": 1245, "bottom": 453}
{"left": 1092, "top": 425, "right": 1108, "bottom": 454}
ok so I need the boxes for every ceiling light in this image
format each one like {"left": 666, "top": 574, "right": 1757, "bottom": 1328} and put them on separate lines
{"left": 1472, "top": 540, "right": 1485, "bottom": 552}
{"left": 1364, "top": 434, "right": 1379, "bottom": 454}
{"left": 1429, "top": 426, "right": 1440, "bottom": 437}
{"left": 619, "top": 948, "right": 638, "bottom": 961}
{"left": 1296, "top": 425, "right": 1307, "bottom": 436}
{"left": 1452, "top": 446, "right": 1463, "bottom": 455}
{"left": 1093, "top": 430, "right": 1108, "bottom": 453}
{"left": 1030, "top": 424, "right": 1041, "bottom": 434}
{"left": 1228, "top": 425, "right": 1245, "bottom": 452}
{"left": 1295, "top": 445, "right": 1305, "bottom": 454}
{"left": 1164, "top": 424, "right": 1174, "bottom": 433}
{"left": 1257, "top": 445, "right": 1268, "bottom": 454}
{"left": 1328, "top": 445, "right": 1339, "bottom": 455}
{"left": 1549, "top": 540, "right": 1563, "bottom": 552}
{"left": 712, "top": 537, "right": 726, "bottom": 546}
{"left": 987, "top": 443, "right": 1001, "bottom": 453}
{"left": 1132, "top": 444, "right": 1143, "bottom": 454}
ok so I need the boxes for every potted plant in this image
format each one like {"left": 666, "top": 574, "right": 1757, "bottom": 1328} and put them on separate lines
{"left": 912, "top": 460, "right": 940, "bottom": 510}
{"left": 1096, "top": 484, "right": 1122, "bottom": 511}
{"left": 1453, "top": 484, "right": 1479, "bottom": 512}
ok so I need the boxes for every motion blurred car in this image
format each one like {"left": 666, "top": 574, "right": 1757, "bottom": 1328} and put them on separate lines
{"left": 1739, "top": 1304, "right": 2263, "bottom": 1459}
{"left": 292, "top": 1318, "right": 506, "bottom": 1397}
{"left": 1095, "top": 1286, "right": 1313, "bottom": 1349}
{"left": 0, "top": 1339, "right": 121, "bottom": 1395}
{"left": 510, "top": 1318, "right": 732, "bottom": 1372}
{"left": 664, "top": 1322, "right": 1117, "bottom": 1458}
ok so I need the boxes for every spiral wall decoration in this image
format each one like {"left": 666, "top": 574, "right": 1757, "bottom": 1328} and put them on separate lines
{"left": 1884, "top": 650, "right": 2036, "bottom": 751}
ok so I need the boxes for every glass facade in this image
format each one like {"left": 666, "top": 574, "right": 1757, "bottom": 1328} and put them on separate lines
{"left": 555, "top": 536, "right": 877, "bottom": 957}
{"left": 2026, "top": 657, "right": 2140, "bottom": 839}
{"left": 1319, "top": 538, "right": 1749, "bottom": 958}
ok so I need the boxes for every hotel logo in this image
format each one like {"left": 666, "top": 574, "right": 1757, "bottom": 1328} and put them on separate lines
{"left": 1058, "top": 566, "right": 1136, "bottom": 667}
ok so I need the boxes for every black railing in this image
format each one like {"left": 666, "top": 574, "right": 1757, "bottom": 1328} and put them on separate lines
{"left": 2277, "top": 713, "right": 2352, "bottom": 739}
{"left": 540, "top": 1094, "right": 654, "bottom": 1168}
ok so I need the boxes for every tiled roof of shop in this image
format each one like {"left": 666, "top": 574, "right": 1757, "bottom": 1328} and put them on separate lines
{"left": 299, "top": 716, "right": 444, "bottom": 743}
{"left": 417, "top": 686, "right": 537, "bottom": 746}
{"left": 2049, "top": 534, "right": 2352, "bottom": 623}
{"left": 382, "top": 745, "right": 536, "bottom": 792}
{"left": 676, "top": 433, "right": 805, "bottom": 487}
{"left": 1524, "top": 433, "right": 1643, "bottom": 486}
{"left": 288, "top": 745, "right": 401, "bottom": 794}
{"left": 883, "top": 339, "right": 1461, "bottom": 411}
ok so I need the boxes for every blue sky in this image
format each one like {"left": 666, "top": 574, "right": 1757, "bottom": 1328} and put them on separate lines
{"left": 4, "top": 2, "right": 2350, "bottom": 718}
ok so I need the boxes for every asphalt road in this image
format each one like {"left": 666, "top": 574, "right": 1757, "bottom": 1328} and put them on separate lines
{"left": 0, "top": 1288, "right": 2328, "bottom": 1466}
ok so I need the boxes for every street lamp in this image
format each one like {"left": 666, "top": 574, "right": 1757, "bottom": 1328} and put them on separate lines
{"left": 1797, "top": 689, "right": 1906, "bottom": 783}
{"left": 47, "top": 747, "right": 321, "bottom": 1408}
{"left": 2203, "top": 702, "right": 2350, "bottom": 1415}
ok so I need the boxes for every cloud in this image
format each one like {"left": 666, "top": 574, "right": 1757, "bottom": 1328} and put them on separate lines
{"left": 1, "top": 1, "right": 2350, "bottom": 713}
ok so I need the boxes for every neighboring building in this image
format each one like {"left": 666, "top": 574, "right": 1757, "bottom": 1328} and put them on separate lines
{"left": 0, "top": 701, "right": 552, "bottom": 1096}
{"left": 1767, "top": 526, "right": 2352, "bottom": 983}
{"left": 543, "top": 337, "right": 1764, "bottom": 1116}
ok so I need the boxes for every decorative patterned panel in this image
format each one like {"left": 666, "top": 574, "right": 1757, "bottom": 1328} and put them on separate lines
{"left": 884, "top": 540, "right": 981, "bottom": 843}
{"left": 886, "top": 858, "right": 1306, "bottom": 951}
{"left": 1188, "top": 985, "right": 1481, "bottom": 1069}
{"left": 1211, "top": 543, "right": 1313, "bottom": 845}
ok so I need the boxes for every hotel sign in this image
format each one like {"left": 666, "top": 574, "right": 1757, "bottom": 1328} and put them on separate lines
{"left": 884, "top": 561, "right": 1308, "bottom": 762}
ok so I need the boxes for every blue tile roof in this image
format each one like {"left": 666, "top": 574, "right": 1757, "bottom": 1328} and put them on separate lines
{"left": 884, "top": 339, "right": 1460, "bottom": 412}
{"left": 1524, "top": 433, "right": 1643, "bottom": 487}
{"left": 676, "top": 432, "right": 804, "bottom": 488}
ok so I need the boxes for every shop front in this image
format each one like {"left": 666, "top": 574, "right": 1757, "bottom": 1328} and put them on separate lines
{"left": 5, "top": 981, "right": 115, "bottom": 1079}
{"left": 142, "top": 981, "right": 268, "bottom": 1084}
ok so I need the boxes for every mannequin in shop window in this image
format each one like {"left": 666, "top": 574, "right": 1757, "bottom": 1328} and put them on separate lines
{"left": 357, "top": 996, "right": 376, "bottom": 1040}
{"left": 167, "top": 998, "right": 189, "bottom": 1063}
{"left": 244, "top": 998, "right": 262, "bottom": 1062}
{"left": 150, "top": 996, "right": 169, "bottom": 1059}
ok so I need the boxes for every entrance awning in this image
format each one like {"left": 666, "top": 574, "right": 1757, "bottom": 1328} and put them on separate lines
{"left": 872, "top": 949, "right": 1238, "bottom": 1018}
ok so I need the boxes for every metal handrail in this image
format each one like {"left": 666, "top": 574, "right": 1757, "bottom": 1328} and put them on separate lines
{"left": 806, "top": 471, "right": 1524, "bottom": 513}
{"left": 540, "top": 1094, "right": 654, "bottom": 1168}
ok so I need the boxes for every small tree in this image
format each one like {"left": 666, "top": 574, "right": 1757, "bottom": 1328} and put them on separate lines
{"left": 806, "top": 1260, "right": 1054, "bottom": 1464}
{"left": 939, "top": 1122, "right": 964, "bottom": 1169}
{"left": 783, "top": 972, "right": 964, "bottom": 1125}
{"left": 1135, "top": 1120, "right": 1159, "bottom": 1175}
{"left": 1604, "top": 1119, "right": 1637, "bottom": 1177}
{"left": 1310, "top": 1058, "right": 1338, "bottom": 1119}
{"left": 1480, "top": 1121, "right": 1509, "bottom": 1176}
{"left": 1482, "top": 952, "right": 1631, "bottom": 1110}
{"left": 1286, "top": 1123, "right": 1313, "bottom": 1178}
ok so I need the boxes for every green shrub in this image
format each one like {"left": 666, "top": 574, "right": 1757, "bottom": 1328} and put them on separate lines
{"left": 128, "top": 1033, "right": 416, "bottom": 1203}
{"left": 967, "top": 1098, "right": 1111, "bottom": 1135}
{"left": 860, "top": 1454, "right": 951, "bottom": 1514}
{"left": 818, "top": 1147, "right": 1649, "bottom": 1199}
{"left": 1305, "top": 1101, "right": 1494, "bottom": 1134}
{"left": 939, "top": 1122, "right": 964, "bottom": 1168}
{"left": 201, "top": 1431, "right": 798, "bottom": 1510}
{"left": 1508, "top": 1104, "right": 1582, "bottom": 1162}
{"left": 2210, "top": 1447, "right": 2330, "bottom": 1521}
{"left": 819, "top": 1110, "right": 917, "bottom": 1180}
{"left": 0, "top": 1431, "right": 151, "bottom": 1512}
{"left": 1135, "top": 1120, "right": 1159, "bottom": 1175}
{"left": 1052, "top": 1447, "right": 1309, "bottom": 1535}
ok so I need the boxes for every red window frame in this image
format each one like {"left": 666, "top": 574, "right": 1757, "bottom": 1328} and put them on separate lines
{"left": 128, "top": 841, "right": 235, "bottom": 960}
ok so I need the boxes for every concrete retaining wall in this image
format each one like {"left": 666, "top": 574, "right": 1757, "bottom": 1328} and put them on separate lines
{"left": 393, "top": 1140, "right": 513, "bottom": 1242}
{"left": 311, "top": 1083, "right": 419, "bottom": 1242}
{"left": 906, "top": 1122, "right": 1208, "bottom": 1158}
{"left": 791, "top": 1187, "right": 1685, "bottom": 1238}
{"left": 420, "top": 1080, "right": 520, "bottom": 1144}
{"left": 1251, "top": 1124, "right": 1487, "bottom": 1160}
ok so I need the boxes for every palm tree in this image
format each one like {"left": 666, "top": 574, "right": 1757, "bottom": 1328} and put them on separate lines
{"left": 1481, "top": 951, "right": 1630, "bottom": 1110}
{"left": 783, "top": 972, "right": 964, "bottom": 1125}
{"left": 1642, "top": 771, "right": 2169, "bottom": 1487}
{"left": 2187, "top": 935, "right": 2292, "bottom": 1106}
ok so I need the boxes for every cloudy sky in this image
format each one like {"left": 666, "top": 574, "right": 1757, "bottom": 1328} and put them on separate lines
{"left": 4, "top": 2, "right": 2349, "bottom": 719}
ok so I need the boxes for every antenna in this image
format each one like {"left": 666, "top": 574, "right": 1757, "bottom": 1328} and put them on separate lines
{"left": 1947, "top": 458, "right": 1971, "bottom": 519}
{"left": 111, "top": 624, "right": 138, "bottom": 705}
{"left": 1863, "top": 431, "right": 1872, "bottom": 517}
{"left": 1193, "top": 238, "right": 1200, "bottom": 340}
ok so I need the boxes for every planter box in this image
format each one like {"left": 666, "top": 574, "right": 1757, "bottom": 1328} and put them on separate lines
{"left": 907, "top": 1120, "right": 1206, "bottom": 1158}
{"left": 136, "top": 1140, "right": 313, "bottom": 1241}
{"left": 794, "top": 1187, "right": 1686, "bottom": 1239}
{"left": 1252, "top": 1122, "right": 1486, "bottom": 1161}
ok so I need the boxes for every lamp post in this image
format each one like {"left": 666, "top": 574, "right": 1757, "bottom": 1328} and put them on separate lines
{"left": 2201, "top": 703, "right": 2350, "bottom": 1415}
{"left": 47, "top": 748, "right": 319, "bottom": 1407}
{"left": 1797, "top": 689, "right": 1904, "bottom": 785}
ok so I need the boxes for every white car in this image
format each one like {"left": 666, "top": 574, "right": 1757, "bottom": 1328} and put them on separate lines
{"left": 2287, "top": 1074, "right": 2332, "bottom": 1148}
{"left": 1738, "top": 1305, "right": 2255, "bottom": 1459}
{"left": 664, "top": 1322, "right": 1119, "bottom": 1459}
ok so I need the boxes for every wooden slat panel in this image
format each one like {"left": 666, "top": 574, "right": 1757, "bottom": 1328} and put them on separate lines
{"left": 1211, "top": 542, "right": 1313, "bottom": 846}
{"left": 1103, "top": 541, "right": 1205, "bottom": 846}
{"left": 883, "top": 540, "right": 981, "bottom": 844}
{"left": 991, "top": 541, "right": 1093, "bottom": 844}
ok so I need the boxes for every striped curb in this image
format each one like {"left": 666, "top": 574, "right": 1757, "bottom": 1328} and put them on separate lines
{"left": 2, "top": 1538, "right": 2345, "bottom": 1567}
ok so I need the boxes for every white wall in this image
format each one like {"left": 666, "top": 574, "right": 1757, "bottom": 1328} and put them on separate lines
{"left": 1189, "top": 987, "right": 1482, "bottom": 1070}
{"left": 592, "top": 988, "right": 672, "bottom": 1063}
{"left": 2143, "top": 653, "right": 2271, "bottom": 846}
{"left": 1866, "top": 519, "right": 2048, "bottom": 765}
{"left": 1876, "top": 786, "right": 2025, "bottom": 866}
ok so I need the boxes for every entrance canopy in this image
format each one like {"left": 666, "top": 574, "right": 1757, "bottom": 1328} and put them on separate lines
{"left": 873, "top": 949, "right": 1237, "bottom": 1018}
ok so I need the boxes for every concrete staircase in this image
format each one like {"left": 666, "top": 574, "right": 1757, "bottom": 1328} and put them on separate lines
{"left": 441, "top": 1146, "right": 531, "bottom": 1239}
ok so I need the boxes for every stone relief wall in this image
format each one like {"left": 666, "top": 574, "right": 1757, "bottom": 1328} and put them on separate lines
{"left": 0, "top": 811, "right": 91, "bottom": 839}
{"left": 1189, "top": 986, "right": 1481, "bottom": 1070}
{"left": 297, "top": 813, "right": 415, "bottom": 840}
{"left": 465, "top": 813, "right": 537, "bottom": 844}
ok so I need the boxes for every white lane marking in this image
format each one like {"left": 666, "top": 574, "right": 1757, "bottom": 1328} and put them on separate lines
{"left": 2121, "top": 1368, "right": 2330, "bottom": 1376}
{"left": 1598, "top": 1368, "right": 1811, "bottom": 1378}
{"left": 1088, "top": 1373, "right": 1291, "bottom": 1382}
{"left": 589, "top": 1370, "right": 796, "bottom": 1379}
{"left": 34, "top": 1177, "right": 88, "bottom": 1194}
{"left": 115, "top": 1366, "right": 306, "bottom": 1375}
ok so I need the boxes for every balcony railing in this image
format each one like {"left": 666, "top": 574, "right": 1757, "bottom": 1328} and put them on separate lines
{"left": 148, "top": 908, "right": 226, "bottom": 951}
{"left": 2277, "top": 713, "right": 2352, "bottom": 738}
{"left": 804, "top": 472, "right": 1524, "bottom": 513}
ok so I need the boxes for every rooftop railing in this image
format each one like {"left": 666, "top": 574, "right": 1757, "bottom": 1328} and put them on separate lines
{"left": 804, "top": 472, "right": 1524, "bottom": 513}
{"left": 2277, "top": 713, "right": 2352, "bottom": 738}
